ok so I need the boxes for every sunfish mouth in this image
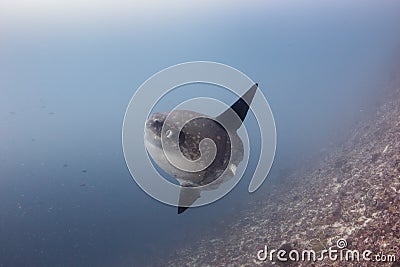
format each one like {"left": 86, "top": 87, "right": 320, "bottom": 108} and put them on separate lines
{"left": 144, "top": 112, "right": 168, "bottom": 147}
{"left": 144, "top": 130, "right": 161, "bottom": 150}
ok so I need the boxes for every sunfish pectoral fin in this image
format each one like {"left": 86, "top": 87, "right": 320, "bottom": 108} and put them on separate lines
{"left": 177, "top": 186, "right": 200, "bottom": 214}
{"left": 215, "top": 83, "right": 258, "bottom": 130}
{"left": 229, "top": 164, "right": 237, "bottom": 176}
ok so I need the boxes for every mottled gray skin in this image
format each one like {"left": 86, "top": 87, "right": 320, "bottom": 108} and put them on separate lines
{"left": 144, "top": 83, "right": 257, "bottom": 213}
{"left": 144, "top": 110, "right": 244, "bottom": 187}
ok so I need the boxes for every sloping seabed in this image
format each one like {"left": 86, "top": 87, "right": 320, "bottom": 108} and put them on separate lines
{"left": 164, "top": 68, "right": 400, "bottom": 266}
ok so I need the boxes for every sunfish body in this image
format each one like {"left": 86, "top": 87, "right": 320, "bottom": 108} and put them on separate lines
{"left": 144, "top": 84, "right": 258, "bottom": 213}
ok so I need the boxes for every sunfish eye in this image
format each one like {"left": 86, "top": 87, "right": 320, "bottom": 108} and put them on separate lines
{"left": 152, "top": 119, "right": 163, "bottom": 128}
{"left": 165, "top": 130, "right": 172, "bottom": 138}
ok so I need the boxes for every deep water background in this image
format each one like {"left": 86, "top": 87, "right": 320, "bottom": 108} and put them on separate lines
{"left": 1, "top": 1, "right": 400, "bottom": 266}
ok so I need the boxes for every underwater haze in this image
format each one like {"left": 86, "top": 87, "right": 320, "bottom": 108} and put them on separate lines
{"left": 1, "top": 1, "right": 400, "bottom": 266}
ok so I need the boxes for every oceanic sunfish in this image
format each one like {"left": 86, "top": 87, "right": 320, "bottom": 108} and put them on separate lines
{"left": 144, "top": 84, "right": 258, "bottom": 213}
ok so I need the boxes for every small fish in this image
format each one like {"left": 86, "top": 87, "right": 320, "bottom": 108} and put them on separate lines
{"left": 81, "top": 170, "right": 87, "bottom": 173}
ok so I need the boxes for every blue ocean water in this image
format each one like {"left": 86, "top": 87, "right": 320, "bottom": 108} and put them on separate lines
{"left": 1, "top": 1, "right": 400, "bottom": 266}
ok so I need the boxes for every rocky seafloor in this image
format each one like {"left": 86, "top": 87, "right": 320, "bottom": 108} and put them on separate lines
{"left": 164, "top": 76, "right": 400, "bottom": 266}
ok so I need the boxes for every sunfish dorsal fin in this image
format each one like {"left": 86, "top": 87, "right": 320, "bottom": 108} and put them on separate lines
{"left": 215, "top": 83, "right": 258, "bottom": 131}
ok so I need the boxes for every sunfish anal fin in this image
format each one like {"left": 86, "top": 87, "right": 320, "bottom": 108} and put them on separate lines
{"left": 177, "top": 186, "right": 200, "bottom": 214}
